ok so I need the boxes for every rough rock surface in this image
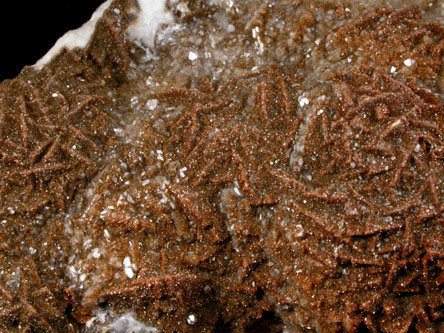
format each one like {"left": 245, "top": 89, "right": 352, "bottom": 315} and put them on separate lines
{"left": 0, "top": 0, "right": 443, "bottom": 332}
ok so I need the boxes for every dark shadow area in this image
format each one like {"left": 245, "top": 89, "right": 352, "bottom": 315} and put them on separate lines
{"left": 357, "top": 322, "right": 371, "bottom": 333}
{"left": 0, "top": 0, "right": 104, "bottom": 81}
{"left": 245, "top": 311, "right": 283, "bottom": 333}
{"left": 214, "top": 315, "right": 231, "bottom": 333}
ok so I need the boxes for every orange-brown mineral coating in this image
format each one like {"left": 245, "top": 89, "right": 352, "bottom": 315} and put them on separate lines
{"left": 0, "top": 0, "right": 444, "bottom": 332}
{"left": 0, "top": 0, "right": 136, "bottom": 331}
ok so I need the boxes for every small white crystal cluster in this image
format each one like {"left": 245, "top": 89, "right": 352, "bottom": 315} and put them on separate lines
{"left": 85, "top": 310, "right": 158, "bottom": 332}
{"left": 127, "top": 0, "right": 174, "bottom": 48}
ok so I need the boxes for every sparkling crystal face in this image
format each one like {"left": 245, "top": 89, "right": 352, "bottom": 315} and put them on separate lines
{"left": 0, "top": 0, "right": 444, "bottom": 332}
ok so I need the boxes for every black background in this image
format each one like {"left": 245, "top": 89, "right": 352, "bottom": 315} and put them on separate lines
{"left": 1, "top": 1, "right": 104, "bottom": 81}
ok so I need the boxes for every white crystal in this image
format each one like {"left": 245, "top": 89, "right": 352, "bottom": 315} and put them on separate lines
{"left": 299, "top": 97, "right": 309, "bottom": 107}
{"left": 187, "top": 314, "right": 196, "bottom": 325}
{"left": 113, "top": 128, "right": 124, "bottom": 137}
{"left": 252, "top": 26, "right": 260, "bottom": 38}
{"left": 123, "top": 256, "right": 132, "bottom": 267}
{"left": 124, "top": 267, "right": 134, "bottom": 279}
{"left": 156, "top": 150, "right": 164, "bottom": 161}
{"left": 146, "top": 99, "right": 158, "bottom": 110}
{"left": 127, "top": 0, "right": 174, "bottom": 48}
{"left": 404, "top": 58, "right": 415, "bottom": 67}
{"left": 101, "top": 311, "right": 159, "bottom": 332}
{"left": 179, "top": 167, "right": 187, "bottom": 178}
{"left": 177, "top": 2, "right": 190, "bottom": 14}
{"left": 188, "top": 51, "right": 198, "bottom": 61}
{"left": 92, "top": 248, "right": 101, "bottom": 258}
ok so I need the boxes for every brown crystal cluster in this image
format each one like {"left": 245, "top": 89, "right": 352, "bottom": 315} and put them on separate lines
{"left": 264, "top": 69, "right": 444, "bottom": 331}
{"left": 326, "top": 5, "right": 444, "bottom": 91}
{"left": 66, "top": 66, "right": 302, "bottom": 332}
{"left": 0, "top": 0, "right": 443, "bottom": 332}
{"left": 0, "top": 0, "right": 135, "bottom": 331}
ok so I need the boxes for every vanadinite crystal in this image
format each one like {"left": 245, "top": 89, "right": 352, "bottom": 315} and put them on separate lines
{"left": 0, "top": 0, "right": 443, "bottom": 332}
